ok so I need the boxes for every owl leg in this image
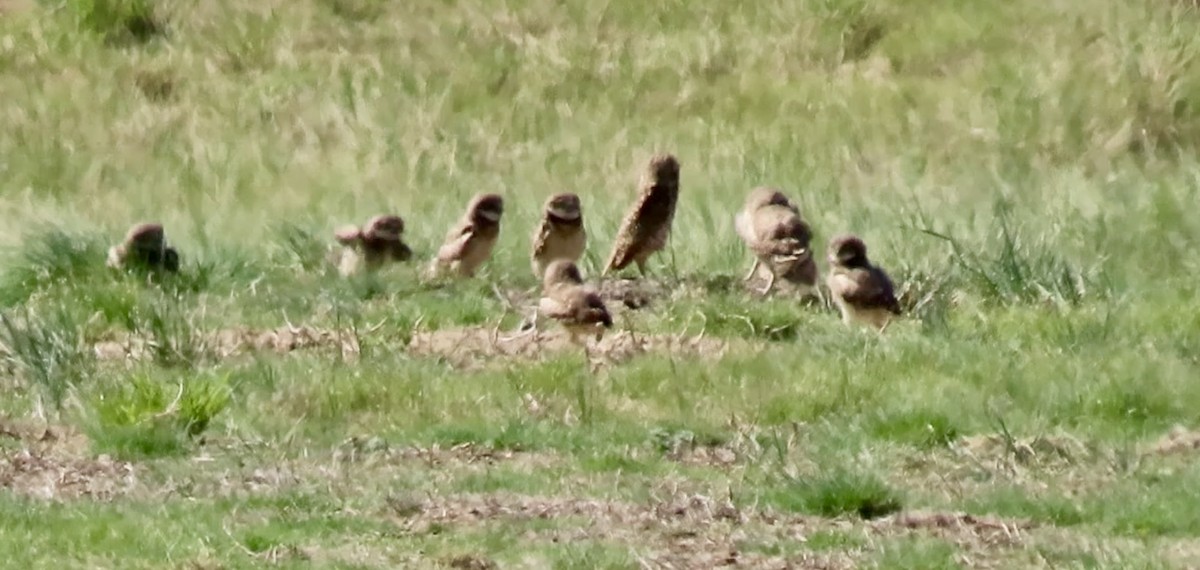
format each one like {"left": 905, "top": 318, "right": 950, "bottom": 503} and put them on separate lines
{"left": 758, "top": 271, "right": 776, "bottom": 296}
{"left": 877, "top": 314, "right": 894, "bottom": 334}
{"left": 809, "top": 284, "right": 828, "bottom": 308}
{"left": 743, "top": 259, "right": 760, "bottom": 282}
{"left": 635, "top": 259, "right": 648, "bottom": 278}
{"left": 500, "top": 308, "right": 539, "bottom": 343}
{"left": 580, "top": 337, "right": 599, "bottom": 374}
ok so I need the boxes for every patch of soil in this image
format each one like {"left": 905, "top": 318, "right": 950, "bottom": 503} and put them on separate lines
{"left": 597, "top": 278, "right": 670, "bottom": 311}
{"left": 335, "top": 439, "right": 559, "bottom": 469}
{"left": 444, "top": 554, "right": 497, "bottom": 570}
{"left": 407, "top": 326, "right": 735, "bottom": 370}
{"left": 159, "top": 442, "right": 561, "bottom": 502}
{"left": 92, "top": 325, "right": 361, "bottom": 361}
{"left": 876, "top": 511, "right": 1035, "bottom": 551}
{"left": 0, "top": 419, "right": 136, "bottom": 501}
{"left": 387, "top": 492, "right": 1034, "bottom": 569}
{"left": 668, "top": 444, "right": 739, "bottom": 468}
{"left": 1147, "top": 425, "right": 1200, "bottom": 456}
{"left": 953, "top": 433, "right": 1090, "bottom": 467}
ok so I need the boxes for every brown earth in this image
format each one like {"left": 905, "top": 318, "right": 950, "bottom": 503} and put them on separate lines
{"left": 91, "top": 324, "right": 362, "bottom": 361}
{"left": 407, "top": 326, "right": 738, "bottom": 370}
{"left": 0, "top": 419, "right": 136, "bottom": 501}
{"left": 386, "top": 492, "right": 1037, "bottom": 569}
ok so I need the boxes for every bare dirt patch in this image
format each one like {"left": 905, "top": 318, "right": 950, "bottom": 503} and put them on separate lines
{"left": 91, "top": 324, "right": 362, "bottom": 362}
{"left": 1146, "top": 425, "right": 1200, "bottom": 456}
{"left": 953, "top": 433, "right": 1090, "bottom": 468}
{"left": 597, "top": 277, "right": 671, "bottom": 311}
{"left": 0, "top": 419, "right": 136, "bottom": 501}
{"left": 155, "top": 441, "right": 563, "bottom": 502}
{"left": 876, "top": 511, "right": 1036, "bottom": 552}
{"left": 407, "top": 326, "right": 738, "bottom": 370}
{"left": 384, "top": 492, "right": 1037, "bottom": 569}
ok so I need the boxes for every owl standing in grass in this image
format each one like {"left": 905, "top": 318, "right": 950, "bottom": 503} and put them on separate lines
{"left": 107, "top": 222, "right": 179, "bottom": 272}
{"left": 734, "top": 187, "right": 819, "bottom": 297}
{"left": 332, "top": 214, "right": 412, "bottom": 276}
{"left": 530, "top": 192, "right": 587, "bottom": 280}
{"left": 826, "top": 234, "right": 901, "bottom": 331}
{"left": 429, "top": 193, "right": 504, "bottom": 278}
{"left": 603, "top": 153, "right": 681, "bottom": 278}
{"left": 538, "top": 259, "right": 613, "bottom": 348}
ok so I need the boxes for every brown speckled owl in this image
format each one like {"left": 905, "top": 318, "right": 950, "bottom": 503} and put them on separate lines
{"left": 826, "top": 234, "right": 901, "bottom": 331}
{"left": 734, "top": 187, "right": 818, "bottom": 296}
{"left": 106, "top": 222, "right": 179, "bottom": 272}
{"left": 333, "top": 214, "right": 412, "bottom": 276}
{"left": 530, "top": 192, "right": 587, "bottom": 280}
{"left": 603, "top": 153, "right": 681, "bottom": 277}
{"left": 429, "top": 193, "right": 504, "bottom": 278}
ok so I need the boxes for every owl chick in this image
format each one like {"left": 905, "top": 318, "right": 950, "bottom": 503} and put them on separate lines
{"left": 539, "top": 259, "right": 613, "bottom": 347}
{"left": 734, "top": 187, "right": 818, "bottom": 296}
{"left": 333, "top": 214, "right": 412, "bottom": 276}
{"left": 603, "top": 153, "right": 681, "bottom": 277}
{"left": 826, "top": 234, "right": 901, "bottom": 331}
{"left": 530, "top": 193, "right": 587, "bottom": 280}
{"left": 429, "top": 193, "right": 504, "bottom": 278}
{"left": 106, "top": 222, "right": 179, "bottom": 272}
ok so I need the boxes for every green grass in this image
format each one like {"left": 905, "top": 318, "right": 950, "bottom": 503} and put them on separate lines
{"left": 2, "top": 0, "right": 1200, "bottom": 567}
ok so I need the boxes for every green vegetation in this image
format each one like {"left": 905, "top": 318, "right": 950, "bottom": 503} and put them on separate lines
{"left": 1, "top": 0, "right": 1199, "bottom": 566}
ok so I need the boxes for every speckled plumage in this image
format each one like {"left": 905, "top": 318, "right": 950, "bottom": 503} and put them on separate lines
{"left": 539, "top": 259, "right": 613, "bottom": 344}
{"left": 530, "top": 193, "right": 587, "bottom": 280}
{"left": 603, "top": 153, "right": 681, "bottom": 277}
{"left": 106, "top": 222, "right": 179, "bottom": 272}
{"left": 332, "top": 214, "right": 412, "bottom": 276}
{"left": 734, "top": 187, "right": 818, "bottom": 295}
{"left": 430, "top": 193, "right": 504, "bottom": 278}
{"left": 826, "top": 234, "right": 901, "bottom": 330}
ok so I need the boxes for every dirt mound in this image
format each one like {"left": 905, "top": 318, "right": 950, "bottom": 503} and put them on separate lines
{"left": 1147, "top": 425, "right": 1200, "bottom": 456}
{"left": 388, "top": 492, "right": 1036, "bottom": 569}
{"left": 877, "top": 511, "right": 1035, "bottom": 549}
{"left": 92, "top": 325, "right": 362, "bottom": 362}
{"left": 390, "top": 492, "right": 828, "bottom": 569}
{"left": 597, "top": 278, "right": 670, "bottom": 310}
{"left": 406, "top": 326, "right": 734, "bottom": 369}
{"left": 954, "top": 433, "right": 1089, "bottom": 466}
{"left": 0, "top": 420, "right": 135, "bottom": 501}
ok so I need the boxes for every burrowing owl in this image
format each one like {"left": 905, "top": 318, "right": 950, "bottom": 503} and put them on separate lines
{"left": 826, "top": 234, "right": 901, "bottom": 331}
{"left": 429, "top": 193, "right": 504, "bottom": 278}
{"left": 332, "top": 214, "right": 412, "bottom": 276}
{"left": 106, "top": 222, "right": 179, "bottom": 272}
{"left": 734, "top": 187, "right": 818, "bottom": 296}
{"left": 530, "top": 193, "right": 586, "bottom": 280}
{"left": 603, "top": 153, "right": 681, "bottom": 277}
{"left": 539, "top": 259, "right": 613, "bottom": 345}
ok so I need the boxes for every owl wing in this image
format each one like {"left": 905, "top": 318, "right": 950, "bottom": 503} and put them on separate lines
{"left": 831, "top": 268, "right": 901, "bottom": 313}
{"left": 530, "top": 219, "right": 552, "bottom": 258}
{"left": 538, "top": 291, "right": 576, "bottom": 321}
{"left": 388, "top": 241, "right": 413, "bottom": 262}
{"left": 437, "top": 223, "right": 475, "bottom": 262}
{"left": 734, "top": 208, "right": 757, "bottom": 247}
{"left": 749, "top": 208, "right": 810, "bottom": 258}
{"left": 603, "top": 200, "right": 645, "bottom": 273}
{"left": 334, "top": 225, "right": 363, "bottom": 246}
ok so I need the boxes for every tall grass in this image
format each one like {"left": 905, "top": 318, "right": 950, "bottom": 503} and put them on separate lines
{"left": 0, "top": 0, "right": 1199, "bottom": 567}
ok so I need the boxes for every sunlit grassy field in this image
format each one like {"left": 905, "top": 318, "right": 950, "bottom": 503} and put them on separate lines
{"left": 3, "top": 0, "right": 1200, "bottom": 567}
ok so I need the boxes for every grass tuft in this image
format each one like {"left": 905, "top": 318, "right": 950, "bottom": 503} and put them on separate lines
{"left": 86, "top": 369, "right": 230, "bottom": 458}
{"left": 765, "top": 469, "right": 903, "bottom": 520}
{"left": 66, "top": 0, "right": 167, "bottom": 45}
{"left": 0, "top": 227, "right": 106, "bottom": 307}
{"left": 0, "top": 304, "right": 93, "bottom": 410}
